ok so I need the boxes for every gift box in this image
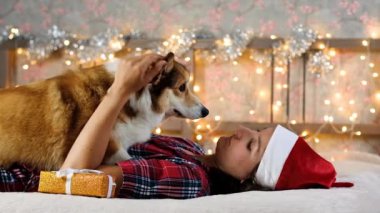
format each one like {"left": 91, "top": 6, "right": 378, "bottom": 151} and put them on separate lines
{"left": 38, "top": 169, "right": 116, "bottom": 198}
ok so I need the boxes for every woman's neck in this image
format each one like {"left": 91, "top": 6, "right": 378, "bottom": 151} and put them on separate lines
{"left": 196, "top": 154, "right": 218, "bottom": 168}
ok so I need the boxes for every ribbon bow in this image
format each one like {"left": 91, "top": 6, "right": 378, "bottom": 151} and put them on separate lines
{"left": 56, "top": 168, "right": 115, "bottom": 198}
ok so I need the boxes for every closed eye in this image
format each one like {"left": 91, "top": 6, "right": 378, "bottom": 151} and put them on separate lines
{"left": 247, "top": 139, "right": 253, "bottom": 151}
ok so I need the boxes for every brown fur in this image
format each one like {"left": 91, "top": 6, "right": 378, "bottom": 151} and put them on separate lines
{"left": 0, "top": 66, "right": 118, "bottom": 170}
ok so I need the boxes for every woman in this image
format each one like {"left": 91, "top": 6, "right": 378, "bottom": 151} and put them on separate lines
{"left": 0, "top": 54, "right": 351, "bottom": 198}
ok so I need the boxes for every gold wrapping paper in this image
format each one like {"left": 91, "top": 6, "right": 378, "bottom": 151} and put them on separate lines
{"left": 38, "top": 171, "right": 116, "bottom": 198}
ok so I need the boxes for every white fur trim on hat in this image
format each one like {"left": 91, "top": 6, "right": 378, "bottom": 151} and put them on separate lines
{"left": 254, "top": 125, "right": 298, "bottom": 189}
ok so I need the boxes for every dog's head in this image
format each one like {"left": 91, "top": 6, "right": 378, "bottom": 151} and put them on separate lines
{"left": 150, "top": 52, "right": 209, "bottom": 119}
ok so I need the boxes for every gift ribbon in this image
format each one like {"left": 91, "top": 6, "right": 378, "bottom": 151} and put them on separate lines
{"left": 56, "top": 168, "right": 115, "bottom": 198}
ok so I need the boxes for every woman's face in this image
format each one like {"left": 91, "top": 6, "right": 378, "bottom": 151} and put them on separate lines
{"left": 215, "top": 125, "right": 275, "bottom": 181}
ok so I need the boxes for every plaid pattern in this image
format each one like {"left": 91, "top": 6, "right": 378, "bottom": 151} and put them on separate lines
{"left": 116, "top": 134, "right": 210, "bottom": 199}
{"left": 0, "top": 163, "right": 40, "bottom": 192}
{"left": 0, "top": 135, "right": 210, "bottom": 199}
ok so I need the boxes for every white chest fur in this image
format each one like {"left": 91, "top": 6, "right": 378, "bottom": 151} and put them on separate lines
{"left": 103, "top": 62, "right": 166, "bottom": 164}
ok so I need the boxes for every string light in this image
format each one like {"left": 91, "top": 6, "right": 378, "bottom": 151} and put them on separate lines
{"left": 249, "top": 110, "right": 255, "bottom": 115}
{"left": 290, "top": 120, "right": 297, "bottom": 125}
{"left": 275, "top": 67, "right": 284, "bottom": 73}
{"left": 256, "top": 67, "right": 264, "bottom": 74}
{"left": 361, "top": 40, "right": 369, "bottom": 46}
{"left": 223, "top": 36, "right": 232, "bottom": 46}
{"left": 342, "top": 126, "right": 347, "bottom": 132}
{"left": 369, "top": 63, "right": 375, "bottom": 68}
{"left": 196, "top": 134, "right": 203, "bottom": 141}
{"left": 360, "top": 55, "right": 366, "bottom": 60}
{"left": 193, "top": 85, "right": 200, "bottom": 92}
{"left": 376, "top": 92, "right": 380, "bottom": 100}
{"left": 16, "top": 48, "right": 24, "bottom": 55}
{"left": 270, "top": 35, "right": 277, "bottom": 39}
{"left": 108, "top": 53, "right": 114, "bottom": 60}
{"left": 64, "top": 60, "right": 72, "bottom": 66}
{"left": 328, "top": 49, "right": 336, "bottom": 57}
{"left": 314, "top": 138, "right": 320, "bottom": 143}
{"left": 155, "top": 127, "right": 162, "bottom": 134}
{"left": 212, "top": 137, "right": 219, "bottom": 143}
{"left": 370, "top": 108, "right": 376, "bottom": 113}
{"left": 323, "top": 115, "right": 328, "bottom": 122}
{"left": 100, "top": 53, "right": 107, "bottom": 60}
{"left": 63, "top": 39, "right": 70, "bottom": 46}
{"left": 301, "top": 130, "right": 309, "bottom": 137}
{"left": 272, "top": 105, "right": 280, "bottom": 112}
{"left": 184, "top": 57, "right": 191, "bottom": 62}
{"left": 196, "top": 124, "right": 203, "bottom": 130}
{"left": 22, "top": 64, "right": 29, "bottom": 70}
{"left": 349, "top": 113, "right": 358, "bottom": 122}
{"left": 328, "top": 116, "right": 334, "bottom": 122}
{"left": 214, "top": 115, "right": 221, "bottom": 121}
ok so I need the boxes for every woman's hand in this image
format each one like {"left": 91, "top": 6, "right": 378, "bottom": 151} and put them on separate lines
{"left": 108, "top": 54, "right": 167, "bottom": 101}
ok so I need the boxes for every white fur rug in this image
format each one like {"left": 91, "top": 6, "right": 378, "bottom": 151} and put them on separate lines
{"left": 1, "top": 151, "right": 379, "bottom": 213}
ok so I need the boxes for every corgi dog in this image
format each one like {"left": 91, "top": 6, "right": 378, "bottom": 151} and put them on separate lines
{"left": 0, "top": 52, "right": 209, "bottom": 170}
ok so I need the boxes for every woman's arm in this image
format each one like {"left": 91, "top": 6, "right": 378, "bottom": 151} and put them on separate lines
{"left": 60, "top": 54, "right": 166, "bottom": 170}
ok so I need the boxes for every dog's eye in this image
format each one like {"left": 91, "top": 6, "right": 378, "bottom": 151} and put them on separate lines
{"left": 179, "top": 84, "right": 186, "bottom": 92}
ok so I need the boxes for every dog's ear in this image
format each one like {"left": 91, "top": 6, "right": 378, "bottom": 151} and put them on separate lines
{"left": 163, "top": 52, "right": 175, "bottom": 73}
{"left": 152, "top": 52, "right": 176, "bottom": 86}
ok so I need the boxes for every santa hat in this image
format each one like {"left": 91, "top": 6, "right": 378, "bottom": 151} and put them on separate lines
{"left": 254, "top": 125, "right": 353, "bottom": 190}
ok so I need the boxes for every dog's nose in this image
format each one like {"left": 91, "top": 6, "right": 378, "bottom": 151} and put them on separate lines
{"left": 201, "top": 107, "right": 209, "bottom": 117}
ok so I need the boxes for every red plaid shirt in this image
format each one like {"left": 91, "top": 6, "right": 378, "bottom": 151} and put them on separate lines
{"left": 116, "top": 134, "right": 210, "bottom": 199}
{"left": 0, "top": 135, "right": 210, "bottom": 199}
